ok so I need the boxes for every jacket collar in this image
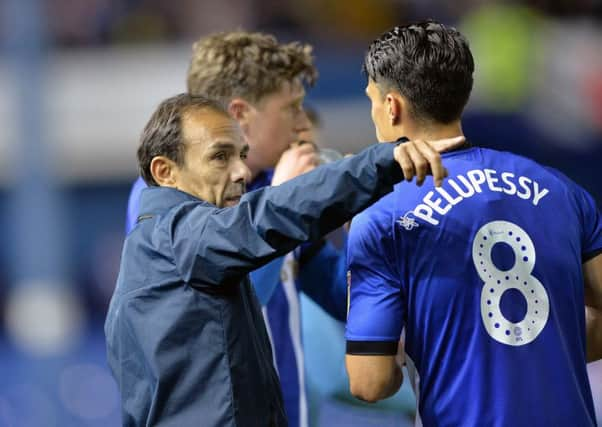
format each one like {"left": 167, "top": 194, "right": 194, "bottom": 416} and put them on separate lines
{"left": 138, "top": 186, "right": 210, "bottom": 219}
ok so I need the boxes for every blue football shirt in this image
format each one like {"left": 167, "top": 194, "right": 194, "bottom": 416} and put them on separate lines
{"left": 346, "top": 146, "right": 602, "bottom": 427}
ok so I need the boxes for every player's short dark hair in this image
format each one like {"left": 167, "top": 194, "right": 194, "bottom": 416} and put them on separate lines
{"left": 137, "top": 93, "right": 228, "bottom": 186}
{"left": 363, "top": 21, "right": 474, "bottom": 124}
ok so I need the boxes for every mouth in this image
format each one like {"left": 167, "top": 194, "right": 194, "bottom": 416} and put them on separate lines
{"left": 223, "top": 195, "right": 242, "bottom": 206}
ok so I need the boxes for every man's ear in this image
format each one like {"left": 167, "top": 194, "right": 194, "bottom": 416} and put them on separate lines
{"left": 228, "top": 98, "right": 252, "bottom": 123}
{"left": 385, "top": 92, "right": 403, "bottom": 126}
{"left": 150, "top": 156, "right": 179, "bottom": 187}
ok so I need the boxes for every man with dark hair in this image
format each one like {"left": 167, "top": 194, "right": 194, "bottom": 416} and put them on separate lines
{"left": 124, "top": 31, "right": 345, "bottom": 427}
{"left": 345, "top": 21, "right": 602, "bottom": 426}
{"left": 106, "top": 92, "right": 462, "bottom": 426}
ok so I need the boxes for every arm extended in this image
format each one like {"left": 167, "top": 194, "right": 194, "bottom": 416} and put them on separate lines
{"left": 176, "top": 139, "right": 459, "bottom": 285}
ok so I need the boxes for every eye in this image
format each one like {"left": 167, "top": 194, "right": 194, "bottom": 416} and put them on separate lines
{"left": 212, "top": 152, "right": 228, "bottom": 162}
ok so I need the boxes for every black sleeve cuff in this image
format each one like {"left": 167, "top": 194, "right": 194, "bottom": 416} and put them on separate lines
{"left": 346, "top": 340, "right": 398, "bottom": 355}
{"left": 583, "top": 248, "right": 602, "bottom": 263}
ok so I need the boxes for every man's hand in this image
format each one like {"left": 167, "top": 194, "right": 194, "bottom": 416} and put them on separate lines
{"left": 394, "top": 136, "right": 465, "bottom": 187}
{"left": 271, "top": 142, "right": 319, "bottom": 186}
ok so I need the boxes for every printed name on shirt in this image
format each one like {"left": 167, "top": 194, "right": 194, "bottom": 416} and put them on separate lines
{"left": 408, "top": 169, "right": 550, "bottom": 226}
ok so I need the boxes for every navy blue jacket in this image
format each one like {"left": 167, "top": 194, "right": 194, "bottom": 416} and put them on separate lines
{"left": 104, "top": 142, "right": 404, "bottom": 426}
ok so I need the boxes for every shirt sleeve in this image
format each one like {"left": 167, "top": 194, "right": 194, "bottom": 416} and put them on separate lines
{"left": 249, "top": 257, "right": 285, "bottom": 305}
{"left": 572, "top": 183, "right": 602, "bottom": 261}
{"left": 298, "top": 240, "right": 348, "bottom": 321}
{"left": 172, "top": 142, "right": 406, "bottom": 287}
{"left": 345, "top": 205, "right": 404, "bottom": 355}
{"left": 548, "top": 168, "right": 602, "bottom": 261}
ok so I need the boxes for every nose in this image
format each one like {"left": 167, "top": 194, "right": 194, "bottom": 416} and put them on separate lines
{"left": 294, "top": 108, "right": 311, "bottom": 134}
{"left": 232, "top": 158, "right": 251, "bottom": 185}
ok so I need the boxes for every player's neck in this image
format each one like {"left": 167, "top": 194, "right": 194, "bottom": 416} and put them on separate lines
{"left": 400, "top": 120, "right": 464, "bottom": 142}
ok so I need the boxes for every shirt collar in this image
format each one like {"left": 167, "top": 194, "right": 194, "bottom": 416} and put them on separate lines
{"left": 248, "top": 168, "right": 274, "bottom": 191}
{"left": 396, "top": 135, "right": 472, "bottom": 152}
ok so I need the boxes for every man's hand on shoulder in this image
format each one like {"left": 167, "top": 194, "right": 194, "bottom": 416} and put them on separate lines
{"left": 394, "top": 136, "right": 465, "bottom": 187}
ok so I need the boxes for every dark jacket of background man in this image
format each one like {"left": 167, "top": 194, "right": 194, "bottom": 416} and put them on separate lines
{"left": 105, "top": 142, "right": 406, "bottom": 427}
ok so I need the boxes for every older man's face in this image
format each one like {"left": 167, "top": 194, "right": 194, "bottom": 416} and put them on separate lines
{"left": 175, "top": 109, "right": 251, "bottom": 207}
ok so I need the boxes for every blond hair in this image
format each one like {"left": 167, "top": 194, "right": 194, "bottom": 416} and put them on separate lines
{"left": 187, "top": 31, "right": 317, "bottom": 104}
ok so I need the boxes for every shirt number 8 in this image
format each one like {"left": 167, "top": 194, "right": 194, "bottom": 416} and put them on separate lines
{"left": 472, "top": 220, "right": 549, "bottom": 346}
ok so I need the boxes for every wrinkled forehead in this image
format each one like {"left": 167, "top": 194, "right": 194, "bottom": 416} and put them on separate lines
{"left": 182, "top": 107, "right": 244, "bottom": 148}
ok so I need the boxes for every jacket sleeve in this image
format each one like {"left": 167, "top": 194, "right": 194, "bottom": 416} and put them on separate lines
{"left": 173, "top": 142, "right": 404, "bottom": 286}
{"left": 298, "top": 241, "right": 348, "bottom": 321}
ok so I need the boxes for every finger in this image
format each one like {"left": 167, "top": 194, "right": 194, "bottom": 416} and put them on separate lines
{"left": 430, "top": 136, "right": 465, "bottom": 153}
{"left": 298, "top": 162, "right": 317, "bottom": 175}
{"left": 405, "top": 142, "right": 429, "bottom": 186}
{"left": 304, "top": 152, "right": 320, "bottom": 167}
{"left": 414, "top": 139, "right": 446, "bottom": 187}
{"left": 295, "top": 140, "right": 318, "bottom": 152}
{"left": 394, "top": 145, "right": 415, "bottom": 182}
{"left": 296, "top": 150, "right": 320, "bottom": 169}
{"left": 281, "top": 144, "right": 314, "bottom": 163}
{"left": 295, "top": 143, "right": 318, "bottom": 156}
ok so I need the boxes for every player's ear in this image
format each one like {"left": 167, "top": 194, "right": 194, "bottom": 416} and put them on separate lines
{"left": 385, "top": 93, "right": 403, "bottom": 126}
{"left": 228, "top": 99, "right": 252, "bottom": 122}
{"left": 228, "top": 98, "right": 254, "bottom": 136}
{"left": 150, "top": 156, "right": 180, "bottom": 187}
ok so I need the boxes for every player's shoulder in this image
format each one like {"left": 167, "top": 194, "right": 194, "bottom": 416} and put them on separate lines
{"left": 353, "top": 199, "right": 392, "bottom": 230}
{"left": 479, "top": 147, "right": 575, "bottom": 189}
{"left": 478, "top": 146, "right": 544, "bottom": 168}
{"left": 350, "top": 194, "right": 396, "bottom": 243}
{"left": 128, "top": 177, "right": 147, "bottom": 204}
{"left": 480, "top": 147, "right": 600, "bottom": 214}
